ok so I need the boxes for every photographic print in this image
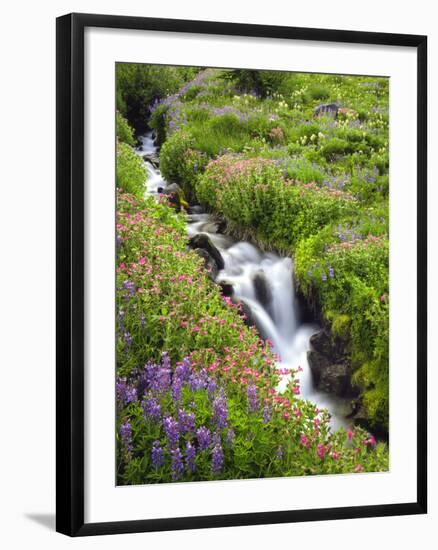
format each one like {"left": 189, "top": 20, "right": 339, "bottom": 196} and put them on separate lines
{"left": 115, "top": 65, "right": 390, "bottom": 485}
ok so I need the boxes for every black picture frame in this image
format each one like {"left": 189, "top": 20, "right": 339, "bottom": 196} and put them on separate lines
{"left": 56, "top": 12, "right": 427, "bottom": 537}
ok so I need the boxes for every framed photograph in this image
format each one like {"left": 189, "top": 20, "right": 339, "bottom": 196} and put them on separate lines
{"left": 56, "top": 13, "right": 427, "bottom": 536}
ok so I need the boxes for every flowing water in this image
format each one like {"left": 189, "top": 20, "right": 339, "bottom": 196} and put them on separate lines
{"left": 137, "top": 132, "right": 350, "bottom": 430}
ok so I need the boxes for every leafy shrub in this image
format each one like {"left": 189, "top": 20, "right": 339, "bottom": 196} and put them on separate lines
{"left": 196, "top": 155, "right": 357, "bottom": 248}
{"left": 307, "top": 84, "right": 330, "bottom": 101}
{"left": 116, "top": 112, "right": 136, "bottom": 146}
{"left": 116, "top": 142, "right": 146, "bottom": 198}
{"left": 159, "top": 131, "right": 208, "bottom": 200}
{"left": 116, "top": 63, "right": 199, "bottom": 131}
{"left": 321, "top": 138, "right": 356, "bottom": 160}
{"left": 222, "top": 69, "right": 286, "bottom": 98}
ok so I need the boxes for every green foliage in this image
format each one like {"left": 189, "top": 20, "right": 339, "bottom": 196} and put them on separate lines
{"left": 197, "top": 156, "right": 357, "bottom": 249}
{"left": 307, "top": 84, "right": 330, "bottom": 101}
{"left": 149, "top": 103, "right": 169, "bottom": 145}
{"left": 116, "top": 142, "right": 146, "bottom": 198}
{"left": 116, "top": 63, "right": 198, "bottom": 131}
{"left": 116, "top": 111, "right": 136, "bottom": 146}
{"left": 159, "top": 131, "right": 208, "bottom": 200}
{"left": 221, "top": 69, "right": 287, "bottom": 98}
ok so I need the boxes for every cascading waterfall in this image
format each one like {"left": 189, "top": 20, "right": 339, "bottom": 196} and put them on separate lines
{"left": 137, "top": 132, "right": 349, "bottom": 430}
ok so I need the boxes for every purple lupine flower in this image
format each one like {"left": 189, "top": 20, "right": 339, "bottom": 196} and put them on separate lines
{"left": 211, "top": 444, "right": 224, "bottom": 474}
{"left": 125, "top": 383, "right": 137, "bottom": 403}
{"left": 144, "top": 361, "right": 157, "bottom": 384}
{"left": 122, "top": 280, "right": 136, "bottom": 298}
{"left": 161, "top": 351, "right": 171, "bottom": 370}
{"left": 185, "top": 441, "right": 196, "bottom": 473}
{"left": 171, "top": 375, "right": 183, "bottom": 403}
{"left": 262, "top": 404, "right": 272, "bottom": 424}
{"left": 212, "top": 431, "right": 221, "bottom": 447}
{"left": 188, "top": 372, "right": 201, "bottom": 392}
{"left": 276, "top": 445, "right": 284, "bottom": 461}
{"left": 247, "top": 381, "right": 258, "bottom": 413}
{"left": 174, "top": 358, "right": 191, "bottom": 381}
{"left": 198, "top": 368, "right": 208, "bottom": 388}
{"left": 178, "top": 409, "right": 196, "bottom": 434}
{"left": 140, "top": 313, "right": 145, "bottom": 328}
{"left": 163, "top": 416, "right": 180, "bottom": 449}
{"left": 196, "top": 426, "right": 211, "bottom": 451}
{"left": 120, "top": 420, "right": 132, "bottom": 454}
{"left": 124, "top": 331, "right": 133, "bottom": 352}
{"left": 329, "top": 267, "right": 335, "bottom": 278}
{"left": 136, "top": 371, "right": 149, "bottom": 399}
{"left": 321, "top": 273, "right": 327, "bottom": 282}
{"left": 207, "top": 378, "right": 217, "bottom": 401}
{"left": 151, "top": 365, "right": 171, "bottom": 394}
{"left": 116, "top": 378, "right": 127, "bottom": 403}
{"left": 171, "top": 448, "right": 184, "bottom": 481}
{"left": 142, "top": 396, "right": 161, "bottom": 422}
{"left": 116, "top": 378, "right": 137, "bottom": 405}
{"left": 226, "top": 428, "right": 235, "bottom": 448}
{"left": 151, "top": 440, "right": 164, "bottom": 469}
{"left": 213, "top": 391, "right": 228, "bottom": 430}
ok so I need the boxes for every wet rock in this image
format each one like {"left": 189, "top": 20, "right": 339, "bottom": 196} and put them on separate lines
{"left": 216, "top": 219, "right": 227, "bottom": 234}
{"left": 253, "top": 270, "right": 272, "bottom": 308}
{"left": 307, "top": 350, "right": 331, "bottom": 386}
{"left": 318, "top": 363, "right": 354, "bottom": 397}
{"left": 199, "top": 222, "right": 219, "bottom": 234}
{"left": 187, "top": 205, "right": 205, "bottom": 215}
{"left": 238, "top": 301, "right": 256, "bottom": 328}
{"left": 143, "top": 153, "right": 160, "bottom": 168}
{"left": 193, "top": 248, "right": 218, "bottom": 280}
{"left": 308, "top": 350, "right": 355, "bottom": 397}
{"left": 309, "top": 330, "right": 332, "bottom": 358}
{"left": 314, "top": 103, "right": 339, "bottom": 117}
{"left": 188, "top": 233, "right": 225, "bottom": 271}
{"left": 218, "top": 281, "right": 234, "bottom": 297}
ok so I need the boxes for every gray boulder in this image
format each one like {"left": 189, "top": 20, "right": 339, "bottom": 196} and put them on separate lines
{"left": 318, "top": 363, "right": 353, "bottom": 396}
{"left": 239, "top": 301, "right": 256, "bottom": 329}
{"left": 193, "top": 248, "right": 218, "bottom": 280}
{"left": 143, "top": 153, "right": 160, "bottom": 168}
{"left": 188, "top": 233, "right": 225, "bottom": 271}
{"left": 308, "top": 349, "right": 355, "bottom": 397}
{"left": 218, "top": 281, "right": 234, "bottom": 297}
{"left": 307, "top": 350, "right": 331, "bottom": 386}
{"left": 309, "top": 330, "right": 332, "bottom": 358}
{"left": 314, "top": 103, "right": 339, "bottom": 117}
{"left": 253, "top": 270, "right": 272, "bottom": 308}
{"left": 187, "top": 205, "right": 205, "bottom": 215}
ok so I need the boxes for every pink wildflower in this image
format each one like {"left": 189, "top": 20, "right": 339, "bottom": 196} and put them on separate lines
{"left": 317, "top": 444, "right": 326, "bottom": 459}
